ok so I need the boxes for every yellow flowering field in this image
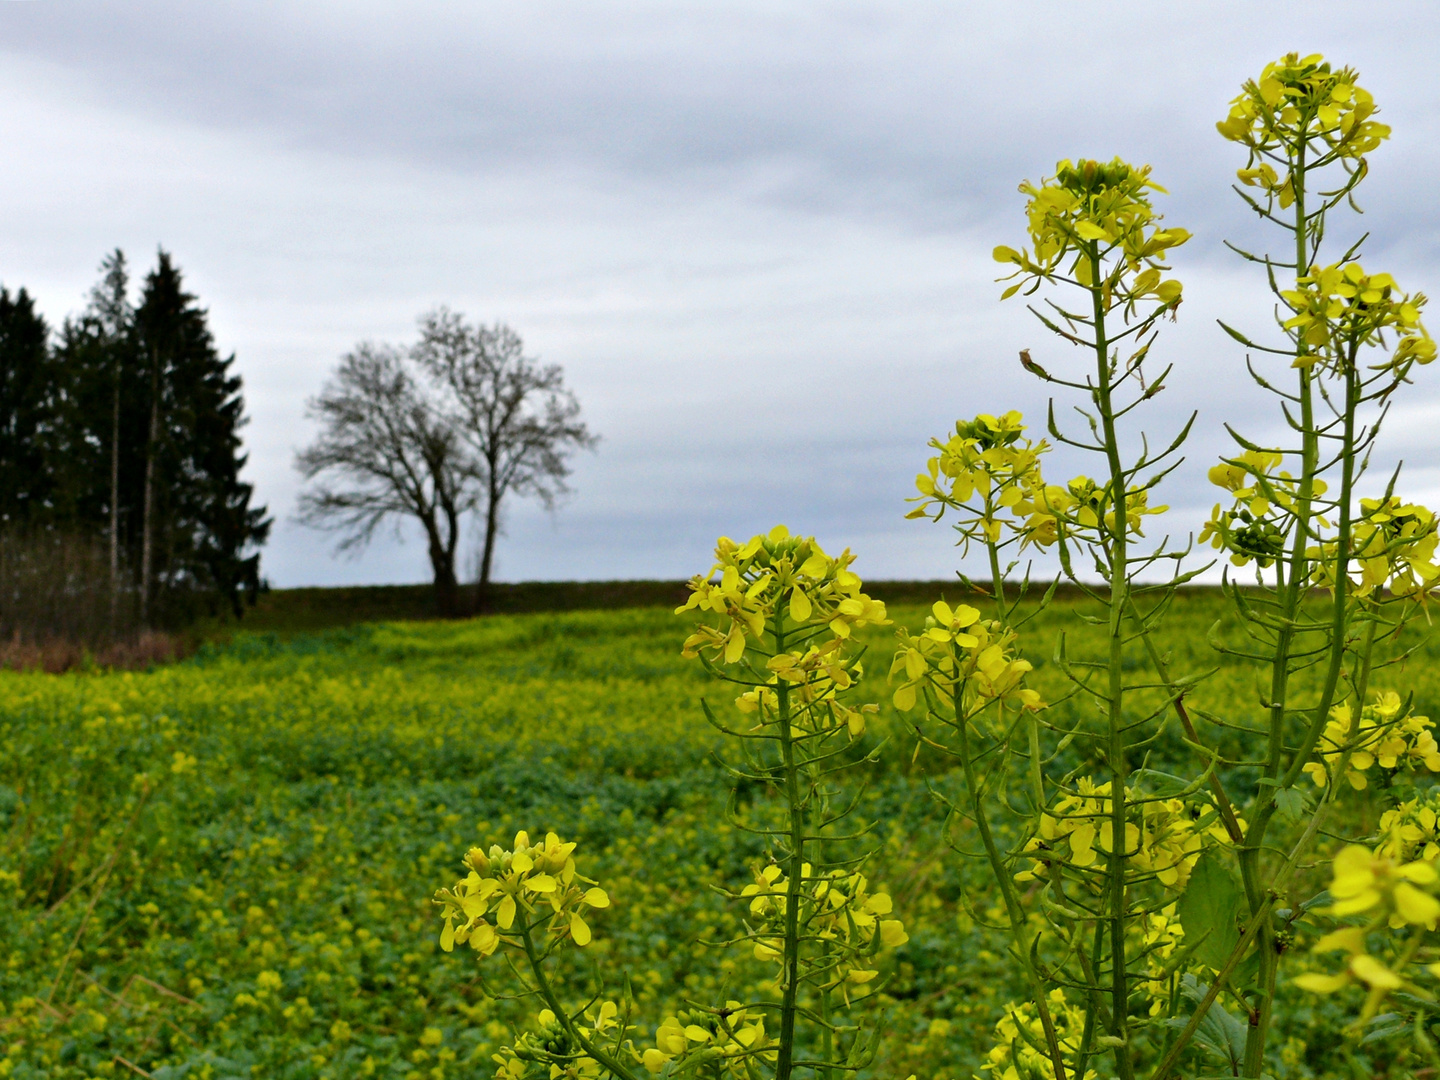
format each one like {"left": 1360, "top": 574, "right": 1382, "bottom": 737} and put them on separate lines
{"left": 0, "top": 592, "right": 1433, "bottom": 1079}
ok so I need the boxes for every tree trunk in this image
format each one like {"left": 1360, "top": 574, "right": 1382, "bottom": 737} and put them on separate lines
{"left": 429, "top": 542, "right": 458, "bottom": 617}
{"left": 477, "top": 485, "right": 500, "bottom": 613}
{"left": 109, "top": 374, "right": 120, "bottom": 630}
{"left": 423, "top": 514, "right": 458, "bottom": 618}
{"left": 140, "top": 353, "right": 159, "bottom": 627}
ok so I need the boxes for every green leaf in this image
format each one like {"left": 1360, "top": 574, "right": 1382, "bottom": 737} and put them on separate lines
{"left": 1273, "top": 786, "right": 1307, "bottom": 824}
{"left": 1178, "top": 852, "right": 1242, "bottom": 970}
{"left": 1175, "top": 975, "right": 1249, "bottom": 1073}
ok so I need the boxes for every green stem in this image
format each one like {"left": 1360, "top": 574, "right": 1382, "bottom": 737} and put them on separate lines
{"left": 819, "top": 981, "right": 833, "bottom": 1080}
{"left": 989, "top": 535, "right": 1043, "bottom": 813}
{"left": 1236, "top": 136, "right": 1320, "bottom": 1077}
{"left": 955, "top": 688, "right": 1068, "bottom": 1080}
{"left": 1151, "top": 796, "right": 1333, "bottom": 1080}
{"left": 1088, "top": 244, "right": 1135, "bottom": 1080}
{"left": 520, "top": 920, "right": 644, "bottom": 1080}
{"left": 775, "top": 617, "right": 804, "bottom": 1080}
{"left": 1242, "top": 338, "right": 1361, "bottom": 1077}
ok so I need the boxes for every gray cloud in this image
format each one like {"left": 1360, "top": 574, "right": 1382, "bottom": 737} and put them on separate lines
{"left": 0, "top": 2, "right": 1437, "bottom": 585}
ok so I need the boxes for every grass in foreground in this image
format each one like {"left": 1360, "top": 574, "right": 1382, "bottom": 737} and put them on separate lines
{"left": 0, "top": 594, "right": 1431, "bottom": 1079}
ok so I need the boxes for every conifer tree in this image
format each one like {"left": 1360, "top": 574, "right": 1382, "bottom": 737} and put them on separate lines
{"left": 0, "top": 287, "right": 57, "bottom": 527}
{"left": 131, "top": 250, "right": 271, "bottom": 621}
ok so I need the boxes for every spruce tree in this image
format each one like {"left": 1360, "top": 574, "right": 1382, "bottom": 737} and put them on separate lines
{"left": 132, "top": 251, "right": 271, "bottom": 621}
{"left": 0, "top": 287, "right": 57, "bottom": 527}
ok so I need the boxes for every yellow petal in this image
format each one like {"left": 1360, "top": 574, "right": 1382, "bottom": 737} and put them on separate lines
{"left": 1350, "top": 953, "right": 1402, "bottom": 989}
{"left": 570, "top": 912, "right": 592, "bottom": 946}
{"left": 583, "top": 887, "right": 611, "bottom": 908}
{"left": 1313, "top": 927, "right": 1365, "bottom": 953}
{"left": 1400, "top": 861, "right": 1439, "bottom": 885}
{"left": 789, "top": 588, "right": 813, "bottom": 623}
{"left": 497, "top": 894, "right": 516, "bottom": 930}
{"left": 1394, "top": 882, "right": 1440, "bottom": 927}
{"left": 1293, "top": 971, "right": 1350, "bottom": 993}
{"left": 724, "top": 626, "right": 746, "bottom": 664}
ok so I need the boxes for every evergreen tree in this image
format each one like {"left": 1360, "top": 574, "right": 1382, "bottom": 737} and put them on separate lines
{"left": 132, "top": 251, "right": 271, "bottom": 621}
{"left": 0, "top": 251, "right": 269, "bottom": 629}
{"left": 0, "top": 287, "right": 57, "bottom": 527}
{"left": 53, "top": 253, "right": 141, "bottom": 542}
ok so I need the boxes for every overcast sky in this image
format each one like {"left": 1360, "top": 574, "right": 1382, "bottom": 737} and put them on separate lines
{"left": 2, "top": 2, "right": 1438, "bottom": 587}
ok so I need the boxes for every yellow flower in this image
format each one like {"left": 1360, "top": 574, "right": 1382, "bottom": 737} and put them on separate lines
{"left": 433, "top": 831, "right": 609, "bottom": 959}
{"left": 1305, "top": 693, "right": 1440, "bottom": 790}
{"left": 1219, "top": 54, "right": 1389, "bottom": 165}
{"left": 1015, "top": 781, "right": 1209, "bottom": 893}
{"left": 995, "top": 158, "right": 1188, "bottom": 316}
{"left": 1298, "top": 843, "right": 1440, "bottom": 1016}
{"left": 981, "top": 989, "right": 1092, "bottom": 1080}
{"left": 890, "top": 616, "right": 1044, "bottom": 717}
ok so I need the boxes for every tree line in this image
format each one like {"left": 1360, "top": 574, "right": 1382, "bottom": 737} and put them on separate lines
{"left": 0, "top": 249, "right": 269, "bottom": 634}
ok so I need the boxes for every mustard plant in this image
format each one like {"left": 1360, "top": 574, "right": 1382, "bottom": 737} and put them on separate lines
{"left": 897, "top": 51, "right": 1440, "bottom": 1080}
{"left": 1185, "top": 52, "right": 1440, "bottom": 1073}
{"left": 430, "top": 526, "right": 907, "bottom": 1080}
{"left": 903, "top": 155, "right": 1205, "bottom": 1080}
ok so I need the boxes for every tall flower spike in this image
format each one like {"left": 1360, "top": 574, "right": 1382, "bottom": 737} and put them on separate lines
{"left": 994, "top": 158, "right": 1188, "bottom": 307}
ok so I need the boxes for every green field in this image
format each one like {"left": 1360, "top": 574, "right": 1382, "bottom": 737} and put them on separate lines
{"left": 0, "top": 591, "right": 1432, "bottom": 1079}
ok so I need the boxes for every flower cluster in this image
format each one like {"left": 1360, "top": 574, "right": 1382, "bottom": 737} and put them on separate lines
{"left": 1138, "top": 905, "right": 1186, "bottom": 1016}
{"left": 1281, "top": 262, "right": 1433, "bottom": 373}
{"left": 1295, "top": 845, "right": 1440, "bottom": 1013}
{"left": 1377, "top": 792, "right": 1440, "bottom": 863}
{"left": 492, "top": 1003, "right": 621, "bottom": 1080}
{"left": 908, "top": 412, "right": 1051, "bottom": 551}
{"left": 743, "top": 640, "right": 879, "bottom": 739}
{"left": 993, "top": 158, "right": 1189, "bottom": 309}
{"left": 1014, "top": 780, "right": 1228, "bottom": 892}
{"left": 1349, "top": 498, "right": 1440, "bottom": 599}
{"left": 1302, "top": 692, "right": 1440, "bottom": 790}
{"left": 677, "top": 525, "right": 888, "bottom": 666}
{"left": 1217, "top": 54, "right": 1390, "bottom": 177}
{"left": 909, "top": 412, "right": 1168, "bottom": 559}
{"left": 980, "top": 989, "right": 1095, "bottom": 1080}
{"left": 433, "top": 831, "right": 611, "bottom": 958}
{"left": 1199, "top": 449, "right": 1317, "bottom": 569}
{"left": 1062, "top": 475, "right": 1168, "bottom": 539}
{"left": 639, "top": 1005, "right": 773, "bottom": 1077}
{"left": 889, "top": 602, "right": 1042, "bottom": 716}
{"left": 742, "top": 862, "right": 908, "bottom": 993}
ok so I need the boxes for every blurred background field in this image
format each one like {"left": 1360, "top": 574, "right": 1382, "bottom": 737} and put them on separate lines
{"left": 0, "top": 588, "right": 1427, "bottom": 1078}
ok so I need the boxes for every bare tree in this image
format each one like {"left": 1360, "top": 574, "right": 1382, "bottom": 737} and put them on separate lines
{"left": 295, "top": 343, "right": 475, "bottom": 615}
{"left": 413, "top": 309, "right": 598, "bottom": 609}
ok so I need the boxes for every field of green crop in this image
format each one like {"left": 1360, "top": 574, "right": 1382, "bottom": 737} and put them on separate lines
{"left": 0, "top": 592, "right": 1435, "bottom": 1080}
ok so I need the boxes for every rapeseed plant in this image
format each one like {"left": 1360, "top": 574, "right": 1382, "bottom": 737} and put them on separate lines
{"left": 891, "top": 49, "right": 1440, "bottom": 1080}
{"left": 430, "top": 527, "right": 907, "bottom": 1080}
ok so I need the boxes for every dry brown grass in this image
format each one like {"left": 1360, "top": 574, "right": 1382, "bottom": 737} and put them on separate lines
{"left": 0, "top": 630, "right": 191, "bottom": 674}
